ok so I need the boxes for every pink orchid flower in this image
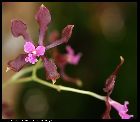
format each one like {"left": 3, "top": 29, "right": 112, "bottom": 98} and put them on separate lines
{"left": 109, "top": 99, "right": 134, "bottom": 119}
{"left": 66, "top": 45, "right": 82, "bottom": 65}
{"left": 48, "top": 31, "right": 82, "bottom": 86}
{"left": 7, "top": 4, "right": 74, "bottom": 83}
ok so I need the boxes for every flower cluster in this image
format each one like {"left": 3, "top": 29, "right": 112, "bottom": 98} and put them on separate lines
{"left": 6, "top": 4, "right": 74, "bottom": 83}
{"left": 102, "top": 56, "right": 133, "bottom": 119}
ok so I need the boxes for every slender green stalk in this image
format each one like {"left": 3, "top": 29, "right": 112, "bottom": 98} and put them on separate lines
{"left": 34, "top": 77, "right": 105, "bottom": 101}
{"left": 32, "top": 59, "right": 42, "bottom": 78}
{"left": 58, "top": 85, "right": 105, "bottom": 101}
{"left": 11, "top": 64, "right": 43, "bottom": 80}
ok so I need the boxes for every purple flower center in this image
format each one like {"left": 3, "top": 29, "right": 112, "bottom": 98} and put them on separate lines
{"left": 24, "top": 42, "right": 45, "bottom": 64}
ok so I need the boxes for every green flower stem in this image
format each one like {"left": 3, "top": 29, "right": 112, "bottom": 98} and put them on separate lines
{"left": 34, "top": 77, "right": 106, "bottom": 101}
{"left": 11, "top": 64, "right": 43, "bottom": 80}
{"left": 32, "top": 58, "right": 42, "bottom": 78}
{"left": 3, "top": 60, "right": 106, "bottom": 102}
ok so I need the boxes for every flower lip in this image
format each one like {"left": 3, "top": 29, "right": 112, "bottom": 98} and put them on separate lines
{"left": 66, "top": 45, "right": 82, "bottom": 65}
{"left": 109, "top": 98, "right": 134, "bottom": 119}
{"left": 24, "top": 42, "right": 45, "bottom": 64}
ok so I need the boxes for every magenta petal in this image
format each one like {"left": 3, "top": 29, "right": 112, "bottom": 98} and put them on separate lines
{"left": 66, "top": 45, "right": 74, "bottom": 55}
{"left": 35, "top": 4, "right": 51, "bottom": 45}
{"left": 36, "top": 46, "right": 45, "bottom": 56}
{"left": 119, "top": 112, "right": 134, "bottom": 119}
{"left": 7, "top": 54, "right": 28, "bottom": 72}
{"left": 11, "top": 20, "right": 32, "bottom": 42}
{"left": 70, "top": 53, "right": 82, "bottom": 65}
{"left": 66, "top": 46, "right": 82, "bottom": 65}
{"left": 25, "top": 54, "right": 38, "bottom": 64}
{"left": 109, "top": 99, "right": 134, "bottom": 119}
{"left": 67, "top": 54, "right": 81, "bottom": 65}
{"left": 24, "top": 42, "right": 35, "bottom": 53}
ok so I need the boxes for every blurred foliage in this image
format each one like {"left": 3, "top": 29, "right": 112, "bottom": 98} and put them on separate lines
{"left": 4, "top": 2, "right": 137, "bottom": 119}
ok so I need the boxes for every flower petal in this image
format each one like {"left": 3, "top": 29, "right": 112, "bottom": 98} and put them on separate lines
{"left": 7, "top": 54, "right": 28, "bottom": 72}
{"left": 11, "top": 20, "right": 33, "bottom": 42}
{"left": 119, "top": 112, "right": 134, "bottom": 119}
{"left": 66, "top": 45, "right": 74, "bottom": 55}
{"left": 35, "top": 4, "right": 51, "bottom": 45}
{"left": 36, "top": 46, "right": 45, "bottom": 56}
{"left": 67, "top": 53, "right": 82, "bottom": 65}
{"left": 103, "top": 56, "right": 124, "bottom": 96}
{"left": 46, "top": 25, "right": 74, "bottom": 50}
{"left": 103, "top": 75, "right": 116, "bottom": 95}
{"left": 42, "top": 57, "right": 60, "bottom": 83}
{"left": 25, "top": 54, "right": 38, "bottom": 64}
{"left": 66, "top": 46, "right": 82, "bottom": 65}
{"left": 109, "top": 99, "right": 134, "bottom": 119}
{"left": 61, "top": 25, "right": 74, "bottom": 43}
{"left": 24, "top": 42, "right": 35, "bottom": 53}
